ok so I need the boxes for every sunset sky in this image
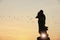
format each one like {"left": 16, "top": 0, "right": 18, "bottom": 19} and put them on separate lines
{"left": 0, "top": 0, "right": 60, "bottom": 40}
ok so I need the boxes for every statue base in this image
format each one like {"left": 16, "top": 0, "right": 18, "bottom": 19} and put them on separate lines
{"left": 37, "top": 36, "right": 50, "bottom": 40}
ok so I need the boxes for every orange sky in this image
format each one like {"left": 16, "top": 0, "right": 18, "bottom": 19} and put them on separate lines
{"left": 0, "top": 0, "right": 60, "bottom": 40}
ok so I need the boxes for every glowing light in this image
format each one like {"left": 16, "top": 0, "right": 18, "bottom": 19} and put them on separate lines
{"left": 42, "top": 33, "right": 46, "bottom": 38}
{"left": 41, "top": 33, "right": 47, "bottom": 39}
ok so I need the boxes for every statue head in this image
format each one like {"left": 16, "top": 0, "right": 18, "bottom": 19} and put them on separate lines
{"left": 36, "top": 10, "right": 44, "bottom": 18}
{"left": 38, "top": 10, "right": 43, "bottom": 14}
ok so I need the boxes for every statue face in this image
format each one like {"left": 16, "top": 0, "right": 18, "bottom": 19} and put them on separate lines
{"left": 39, "top": 10, "right": 43, "bottom": 14}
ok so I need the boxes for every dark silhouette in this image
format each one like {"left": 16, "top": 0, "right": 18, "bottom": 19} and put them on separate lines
{"left": 37, "top": 36, "right": 50, "bottom": 40}
{"left": 36, "top": 10, "right": 50, "bottom": 40}
{"left": 36, "top": 10, "right": 48, "bottom": 33}
{"left": 36, "top": 10, "right": 46, "bottom": 26}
